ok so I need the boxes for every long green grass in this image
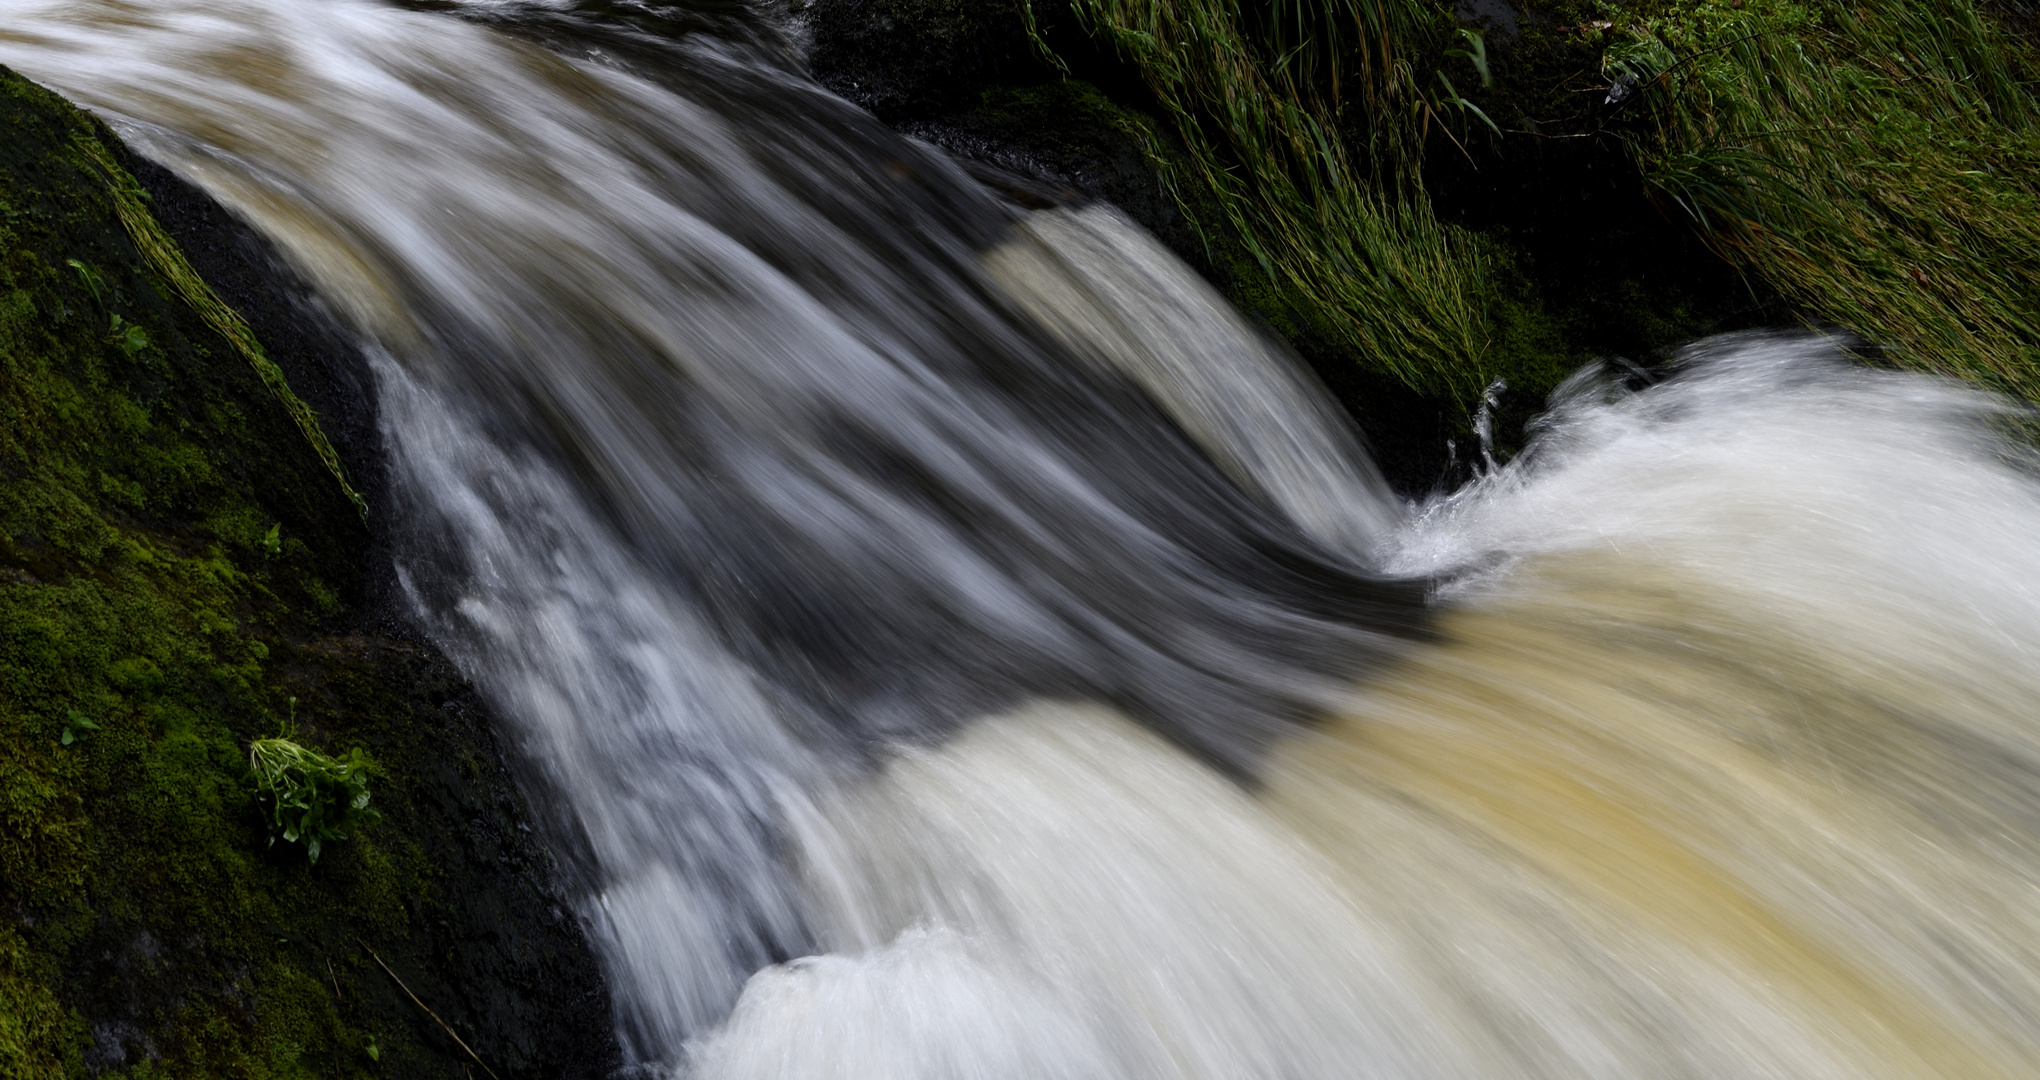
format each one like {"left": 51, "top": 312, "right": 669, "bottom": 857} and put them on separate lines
{"left": 1615, "top": 0, "right": 2040, "bottom": 396}
{"left": 1027, "top": 0, "right": 1503, "bottom": 399}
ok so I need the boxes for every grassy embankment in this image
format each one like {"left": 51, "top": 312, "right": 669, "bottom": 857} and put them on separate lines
{"left": 1028, "top": 0, "right": 1509, "bottom": 402}
{"left": 1612, "top": 0, "right": 2040, "bottom": 397}
{"left": 1017, "top": 0, "right": 2040, "bottom": 445}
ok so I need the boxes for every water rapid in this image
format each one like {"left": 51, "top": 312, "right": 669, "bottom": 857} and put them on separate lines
{"left": 9, "top": 3, "right": 2040, "bottom": 1077}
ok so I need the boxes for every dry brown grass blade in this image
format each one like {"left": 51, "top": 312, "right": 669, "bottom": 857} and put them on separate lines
{"left": 358, "top": 939, "right": 503, "bottom": 1080}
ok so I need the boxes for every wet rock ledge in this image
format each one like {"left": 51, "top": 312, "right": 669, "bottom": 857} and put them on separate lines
{"left": 0, "top": 66, "right": 618, "bottom": 1080}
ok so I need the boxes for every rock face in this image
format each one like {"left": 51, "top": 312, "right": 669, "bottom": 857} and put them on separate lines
{"left": 0, "top": 67, "right": 618, "bottom": 1080}
{"left": 798, "top": 0, "right": 1041, "bottom": 121}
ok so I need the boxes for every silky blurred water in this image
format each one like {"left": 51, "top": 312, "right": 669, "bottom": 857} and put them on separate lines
{"left": 8, "top": 3, "right": 2040, "bottom": 1077}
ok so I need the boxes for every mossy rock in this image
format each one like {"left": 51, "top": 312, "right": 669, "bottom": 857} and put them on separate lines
{"left": 0, "top": 66, "right": 615, "bottom": 1080}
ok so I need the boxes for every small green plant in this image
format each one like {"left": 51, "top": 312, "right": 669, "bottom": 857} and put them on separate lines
{"left": 1445, "top": 26, "right": 1492, "bottom": 88}
{"left": 248, "top": 702, "right": 380, "bottom": 864}
{"left": 262, "top": 523, "right": 281, "bottom": 559}
{"left": 1432, "top": 71, "right": 1500, "bottom": 140}
{"left": 105, "top": 312, "right": 147, "bottom": 355}
{"left": 365, "top": 1033, "right": 380, "bottom": 1062}
{"left": 59, "top": 709, "right": 98, "bottom": 746}
{"left": 65, "top": 257, "right": 150, "bottom": 354}
{"left": 1432, "top": 27, "right": 1500, "bottom": 144}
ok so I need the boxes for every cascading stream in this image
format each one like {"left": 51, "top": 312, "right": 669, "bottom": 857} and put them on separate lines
{"left": 0, "top": 0, "right": 1420, "bottom": 1056}
{"left": 10, "top": 3, "right": 2040, "bottom": 1077}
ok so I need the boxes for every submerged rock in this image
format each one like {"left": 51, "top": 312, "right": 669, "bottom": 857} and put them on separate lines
{"left": 0, "top": 66, "right": 617, "bottom": 1079}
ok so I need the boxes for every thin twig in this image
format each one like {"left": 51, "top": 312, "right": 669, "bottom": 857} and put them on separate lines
{"left": 326, "top": 957, "right": 343, "bottom": 1004}
{"left": 357, "top": 939, "right": 503, "bottom": 1080}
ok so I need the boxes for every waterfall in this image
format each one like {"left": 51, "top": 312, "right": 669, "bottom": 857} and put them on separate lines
{"left": 9, "top": 3, "right": 2040, "bottom": 1077}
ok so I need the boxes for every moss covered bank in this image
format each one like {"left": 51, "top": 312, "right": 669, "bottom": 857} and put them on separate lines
{"left": 0, "top": 67, "right": 616, "bottom": 1080}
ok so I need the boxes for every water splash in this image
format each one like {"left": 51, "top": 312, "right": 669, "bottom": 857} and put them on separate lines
{"left": 695, "top": 336, "right": 2040, "bottom": 1078}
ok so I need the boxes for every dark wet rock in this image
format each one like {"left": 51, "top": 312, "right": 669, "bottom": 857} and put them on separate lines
{"left": 1456, "top": 0, "right": 1522, "bottom": 39}
{"left": 795, "top": 0, "right": 1046, "bottom": 120}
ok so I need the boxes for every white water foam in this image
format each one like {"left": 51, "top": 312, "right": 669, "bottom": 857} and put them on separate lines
{"left": 695, "top": 339, "right": 2040, "bottom": 1079}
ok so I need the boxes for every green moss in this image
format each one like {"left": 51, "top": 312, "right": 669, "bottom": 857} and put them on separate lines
{"left": 0, "top": 67, "right": 607, "bottom": 1080}
{"left": 69, "top": 135, "right": 366, "bottom": 523}
{"left": 0, "top": 926, "right": 82, "bottom": 1079}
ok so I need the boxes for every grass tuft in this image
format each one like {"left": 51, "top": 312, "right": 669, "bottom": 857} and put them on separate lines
{"left": 1027, "top": 0, "right": 1505, "bottom": 399}
{"left": 1615, "top": 0, "right": 2040, "bottom": 396}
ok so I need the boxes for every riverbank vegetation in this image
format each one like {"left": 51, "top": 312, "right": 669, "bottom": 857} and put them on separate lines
{"left": 1029, "top": 0, "right": 1504, "bottom": 399}
{"left": 1615, "top": 0, "right": 2040, "bottom": 397}
{"left": 1008, "top": 0, "right": 2040, "bottom": 452}
{"left": 5, "top": 0, "right": 2037, "bottom": 1071}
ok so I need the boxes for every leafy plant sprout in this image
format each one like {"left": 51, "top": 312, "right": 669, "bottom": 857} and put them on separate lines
{"left": 248, "top": 697, "right": 381, "bottom": 865}
{"left": 105, "top": 312, "right": 148, "bottom": 355}
{"left": 60, "top": 709, "right": 98, "bottom": 746}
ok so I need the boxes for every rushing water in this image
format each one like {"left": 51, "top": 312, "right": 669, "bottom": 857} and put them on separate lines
{"left": 9, "top": 2, "right": 2040, "bottom": 1077}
